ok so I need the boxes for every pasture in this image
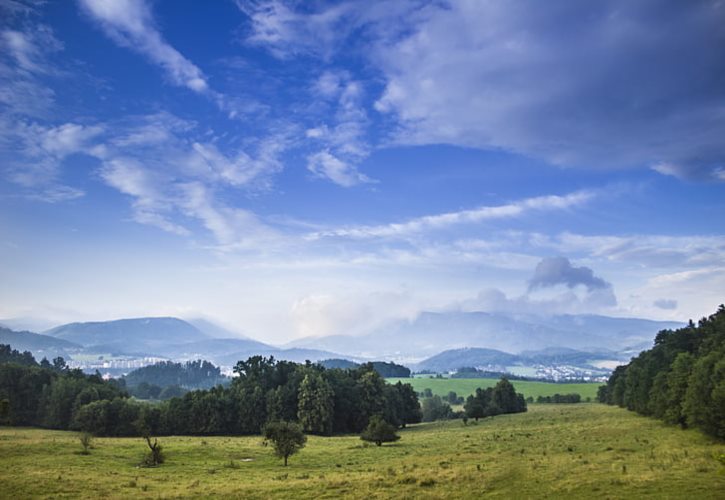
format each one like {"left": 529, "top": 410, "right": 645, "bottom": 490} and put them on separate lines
{"left": 387, "top": 377, "right": 602, "bottom": 401}
{"left": 1, "top": 404, "right": 723, "bottom": 498}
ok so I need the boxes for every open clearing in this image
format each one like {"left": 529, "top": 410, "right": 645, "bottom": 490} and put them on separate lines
{"left": 1, "top": 405, "right": 722, "bottom": 499}
{"left": 386, "top": 377, "right": 602, "bottom": 401}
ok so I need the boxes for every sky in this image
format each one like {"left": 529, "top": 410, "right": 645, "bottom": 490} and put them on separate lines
{"left": 1, "top": 0, "right": 724, "bottom": 344}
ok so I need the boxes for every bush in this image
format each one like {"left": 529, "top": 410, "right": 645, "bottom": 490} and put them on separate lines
{"left": 141, "top": 436, "right": 164, "bottom": 466}
{"left": 360, "top": 415, "right": 400, "bottom": 446}
{"left": 78, "top": 432, "right": 92, "bottom": 454}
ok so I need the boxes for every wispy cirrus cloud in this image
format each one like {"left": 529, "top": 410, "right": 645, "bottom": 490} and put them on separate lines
{"left": 1, "top": 120, "right": 102, "bottom": 200}
{"left": 92, "top": 112, "right": 288, "bottom": 247}
{"left": 78, "top": 0, "right": 209, "bottom": 93}
{"left": 3, "top": 109, "right": 289, "bottom": 243}
{"left": 0, "top": 20, "right": 62, "bottom": 117}
{"left": 528, "top": 232, "right": 725, "bottom": 269}
{"left": 310, "top": 191, "right": 593, "bottom": 240}
{"left": 305, "top": 71, "right": 375, "bottom": 187}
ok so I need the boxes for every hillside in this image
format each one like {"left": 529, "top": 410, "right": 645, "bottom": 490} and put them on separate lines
{"left": 45, "top": 317, "right": 208, "bottom": 353}
{"left": 1, "top": 405, "right": 722, "bottom": 498}
{"left": 0, "top": 326, "right": 81, "bottom": 359}
{"left": 414, "top": 347, "right": 520, "bottom": 373}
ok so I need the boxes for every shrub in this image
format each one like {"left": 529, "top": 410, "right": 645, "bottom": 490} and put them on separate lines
{"left": 360, "top": 415, "right": 400, "bottom": 446}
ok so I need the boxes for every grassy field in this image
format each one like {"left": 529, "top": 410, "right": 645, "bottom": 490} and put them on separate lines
{"left": 1, "top": 405, "right": 723, "bottom": 499}
{"left": 387, "top": 377, "right": 602, "bottom": 401}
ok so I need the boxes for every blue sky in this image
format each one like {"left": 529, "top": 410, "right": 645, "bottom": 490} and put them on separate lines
{"left": 1, "top": 0, "right": 724, "bottom": 343}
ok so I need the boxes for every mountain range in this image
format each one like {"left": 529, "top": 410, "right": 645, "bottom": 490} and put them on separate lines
{"left": 286, "top": 311, "right": 682, "bottom": 361}
{"left": 414, "top": 346, "right": 624, "bottom": 373}
{"left": 0, "top": 312, "right": 683, "bottom": 375}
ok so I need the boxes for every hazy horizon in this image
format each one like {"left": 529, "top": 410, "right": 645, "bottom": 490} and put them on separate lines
{"left": 1, "top": 1, "right": 724, "bottom": 345}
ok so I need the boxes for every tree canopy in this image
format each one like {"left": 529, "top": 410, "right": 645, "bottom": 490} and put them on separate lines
{"left": 0, "top": 353, "right": 421, "bottom": 439}
{"left": 263, "top": 421, "right": 306, "bottom": 466}
{"left": 598, "top": 305, "right": 725, "bottom": 439}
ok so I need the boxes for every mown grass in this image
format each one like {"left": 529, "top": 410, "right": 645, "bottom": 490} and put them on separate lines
{"left": 1, "top": 405, "right": 723, "bottom": 499}
{"left": 387, "top": 377, "right": 602, "bottom": 400}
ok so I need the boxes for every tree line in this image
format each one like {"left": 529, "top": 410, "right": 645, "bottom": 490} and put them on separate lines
{"left": 598, "top": 305, "right": 724, "bottom": 439}
{"left": 0, "top": 352, "right": 421, "bottom": 438}
{"left": 463, "top": 378, "right": 527, "bottom": 421}
{"left": 415, "top": 378, "right": 528, "bottom": 422}
{"left": 535, "top": 393, "right": 582, "bottom": 404}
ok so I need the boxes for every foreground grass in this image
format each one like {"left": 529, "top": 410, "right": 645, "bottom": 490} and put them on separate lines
{"left": 1, "top": 405, "right": 723, "bottom": 499}
{"left": 387, "top": 377, "right": 601, "bottom": 400}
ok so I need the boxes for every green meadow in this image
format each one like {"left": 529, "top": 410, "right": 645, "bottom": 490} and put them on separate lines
{"left": 387, "top": 377, "right": 602, "bottom": 401}
{"left": 1, "top": 404, "right": 723, "bottom": 499}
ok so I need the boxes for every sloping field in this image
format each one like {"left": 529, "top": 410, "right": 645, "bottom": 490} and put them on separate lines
{"left": 387, "top": 377, "right": 601, "bottom": 400}
{"left": 0, "top": 405, "right": 722, "bottom": 499}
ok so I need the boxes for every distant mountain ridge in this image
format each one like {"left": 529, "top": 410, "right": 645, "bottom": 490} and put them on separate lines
{"left": 287, "top": 311, "right": 683, "bottom": 360}
{"left": 45, "top": 317, "right": 208, "bottom": 351}
{"left": 37, "top": 317, "right": 346, "bottom": 368}
{"left": 414, "top": 346, "right": 625, "bottom": 373}
{"left": 0, "top": 326, "right": 82, "bottom": 359}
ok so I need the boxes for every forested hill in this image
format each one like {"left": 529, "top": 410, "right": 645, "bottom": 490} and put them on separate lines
{"left": 123, "top": 360, "right": 228, "bottom": 390}
{"left": 317, "top": 359, "right": 411, "bottom": 377}
{"left": 598, "top": 305, "right": 725, "bottom": 439}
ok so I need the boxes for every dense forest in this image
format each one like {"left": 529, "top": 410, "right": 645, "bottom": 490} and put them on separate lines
{"left": 0, "top": 352, "right": 421, "bottom": 438}
{"left": 598, "top": 305, "right": 724, "bottom": 439}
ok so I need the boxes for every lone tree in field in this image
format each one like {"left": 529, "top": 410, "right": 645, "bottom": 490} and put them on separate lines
{"left": 136, "top": 410, "right": 164, "bottom": 466}
{"left": 79, "top": 432, "right": 93, "bottom": 455}
{"left": 263, "top": 421, "right": 307, "bottom": 466}
{"left": 139, "top": 435, "right": 164, "bottom": 466}
{"left": 360, "top": 415, "right": 400, "bottom": 446}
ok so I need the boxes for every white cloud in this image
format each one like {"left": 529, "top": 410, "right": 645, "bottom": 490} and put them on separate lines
{"left": 0, "top": 24, "right": 62, "bottom": 117}
{"left": 85, "top": 113, "right": 289, "bottom": 247}
{"left": 179, "top": 181, "right": 280, "bottom": 249}
{"left": 291, "top": 290, "right": 417, "bottom": 338}
{"left": 239, "top": 0, "right": 355, "bottom": 60}
{"left": 238, "top": 0, "right": 420, "bottom": 60}
{"left": 529, "top": 256, "right": 612, "bottom": 292}
{"left": 99, "top": 157, "right": 189, "bottom": 235}
{"left": 27, "top": 185, "right": 85, "bottom": 203}
{"left": 624, "top": 267, "right": 725, "bottom": 321}
{"left": 189, "top": 139, "right": 285, "bottom": 189}
{"left": 307, "top": 150, "right": 373, "bottom": 188}
{"left": 2, "top": 120, "right": 102, "bottom": 192}
{"left": 370, "top": 1, "right": 725, "bottom": 178}
{"left": 529, "top": 232, "right": 725, "bottom": 269}
{"left": 79, "top": 0, "right": 209, "bottom": 93}
{"left": 1, "top": 25, "right": 62, "bottom": 74}
{"left": 311, "top": 190, "right": 593, "bottom": 239}
{"left": 305, "top": 72, "right": 374, "bottom": 187}
{"left": 40, "top": 122, "right": 104, "bottom": 156}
